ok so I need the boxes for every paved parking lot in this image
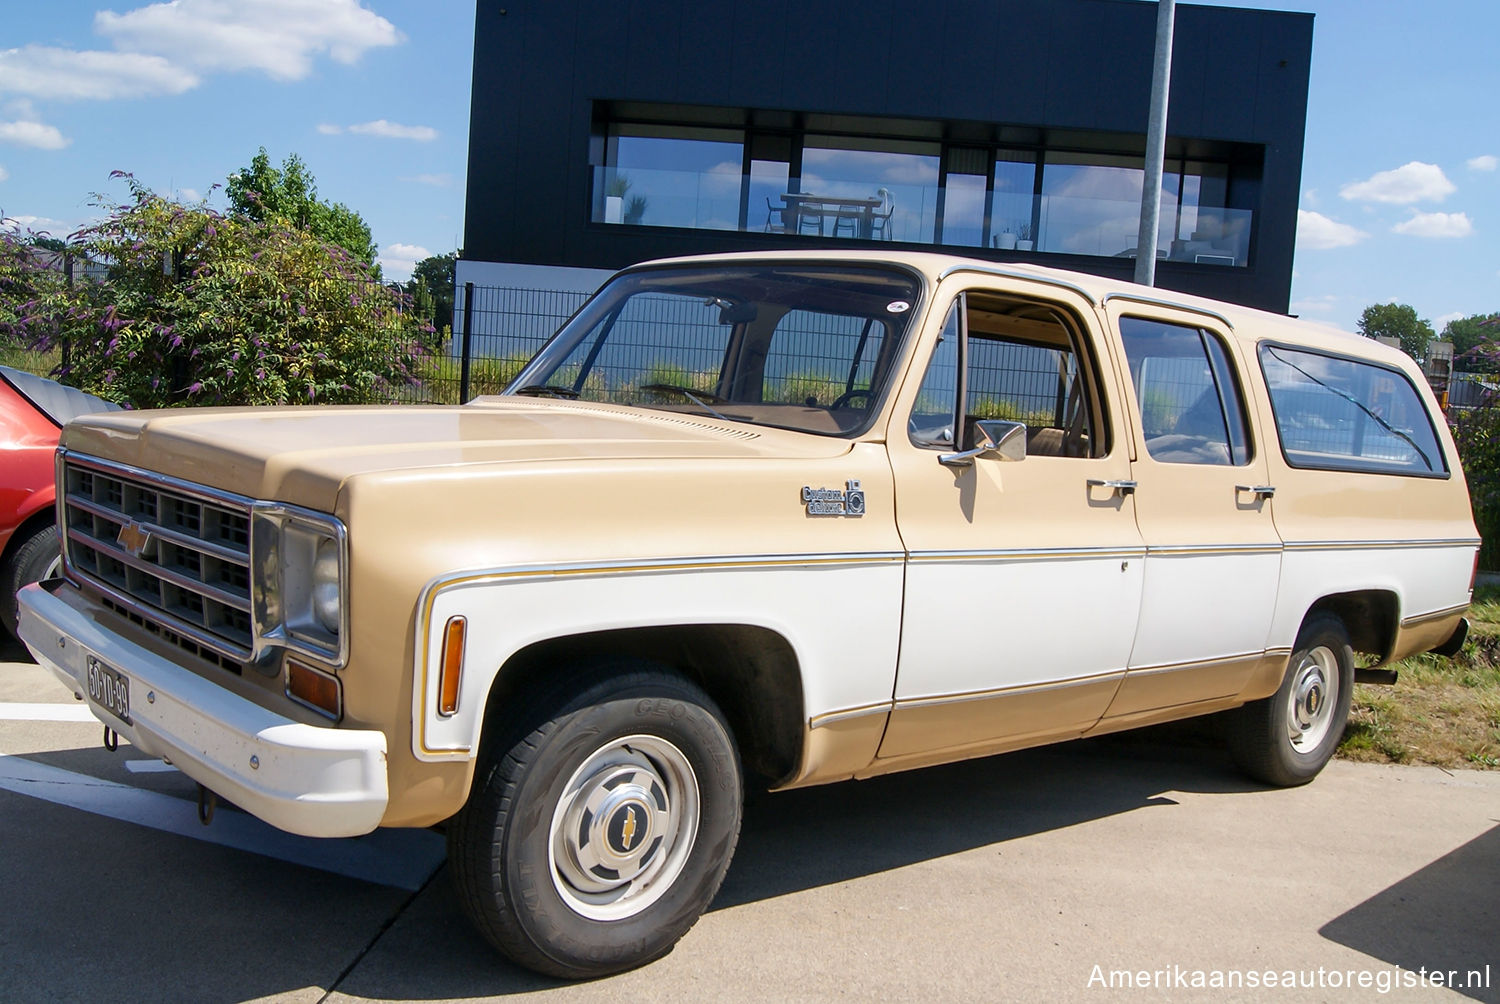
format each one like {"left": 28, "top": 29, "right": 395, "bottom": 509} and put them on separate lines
{"left": 2, "top": 632, "right": 1497, "bottom": 1002}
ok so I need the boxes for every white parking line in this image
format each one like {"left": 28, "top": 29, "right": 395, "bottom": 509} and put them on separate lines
{"left": 0, "top": 754, "right": 445, "bottom": 891}
{"left": 124, "top": 759, "right": 179, "bottom": 774}
{"left": 0, "top": 702, "right": 98, "bottom": 723}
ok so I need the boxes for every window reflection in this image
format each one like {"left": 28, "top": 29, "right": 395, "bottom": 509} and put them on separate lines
{"left": 589, "top": 109, "right": 1255, "bottom": 268}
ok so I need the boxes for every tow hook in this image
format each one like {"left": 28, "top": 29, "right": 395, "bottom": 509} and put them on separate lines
{"left": 103, "top": 726, "right": 119, "bottom": 752}
{"left": 197, "top": 784, "right": 217, "bottom": 826}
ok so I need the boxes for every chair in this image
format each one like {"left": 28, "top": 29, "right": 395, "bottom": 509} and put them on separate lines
{"left": 870, "top": 189, "right": 894, "bottom": 240}
{"left": 832, "top": 202, "right": 861, "bottom": 237}
{"left": 796, "top": 199, "right": 826, "bottom": 235}
{"left": 764, "top": 197, "right": 788, "bottom": 234}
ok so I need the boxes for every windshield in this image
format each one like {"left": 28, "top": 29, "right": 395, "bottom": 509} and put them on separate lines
{"left": 505, "top": 263, "right": 923, "bottom": 436}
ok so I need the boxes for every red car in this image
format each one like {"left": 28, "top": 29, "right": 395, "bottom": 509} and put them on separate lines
{"left": 1, "top": 365, "right": 118, "bottom": 638}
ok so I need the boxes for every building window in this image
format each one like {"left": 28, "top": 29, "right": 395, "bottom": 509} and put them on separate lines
{"left": 799, "top": 135, "right": 940, "bottom": 242}
{"left": 595, "top": 125, "right": 744, "bottom": 230}
{"left": 589, "top": 104, "right": 1256, "bottom": 268}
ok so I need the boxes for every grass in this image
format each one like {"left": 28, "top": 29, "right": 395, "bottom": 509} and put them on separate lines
{"left": 1337, "top": 583, "right": 1500, "bottom": 770}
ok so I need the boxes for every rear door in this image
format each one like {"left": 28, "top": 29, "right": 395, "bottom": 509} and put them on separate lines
{"left": 1099, "top": 302, "right": 1283, "bottom": 726}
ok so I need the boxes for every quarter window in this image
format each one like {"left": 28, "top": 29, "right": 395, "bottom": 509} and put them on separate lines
{"left": 1259, "top": 344, "right": 1447, "bottom": 476}
{"left": 1118, "top": 317, "right": 1251, "bottom": 466}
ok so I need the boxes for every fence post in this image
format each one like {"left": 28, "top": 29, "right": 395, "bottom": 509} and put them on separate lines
{"left": 460, "top": 281, "right": 474, "bottom": 404}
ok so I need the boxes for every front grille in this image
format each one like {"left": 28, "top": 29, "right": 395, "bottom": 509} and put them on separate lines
{"left": 64, "top": 460, "right": 254, "bottom": 659}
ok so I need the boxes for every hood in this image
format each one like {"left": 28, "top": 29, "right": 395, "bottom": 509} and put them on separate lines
{"left": 59, "top": 397, "right": 854, "bottom": 511}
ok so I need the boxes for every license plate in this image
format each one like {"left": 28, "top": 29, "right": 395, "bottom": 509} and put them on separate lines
{"left": 86, "top": 656, "right": 131, "bottom": 726}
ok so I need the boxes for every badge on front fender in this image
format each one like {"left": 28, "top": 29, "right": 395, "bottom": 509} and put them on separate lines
{"left": 802, "top": 480, "right": 865, "bottom": 517}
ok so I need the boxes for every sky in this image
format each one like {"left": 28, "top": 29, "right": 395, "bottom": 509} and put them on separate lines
{"left": 0, "top": 0, "right": 1496, "bottom": 333}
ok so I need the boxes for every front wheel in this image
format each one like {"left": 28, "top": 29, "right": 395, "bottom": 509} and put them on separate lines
{"left": 1227, "top": 613, "right": 1353, "bottom": 786}
{"left": 448, "top": 666, "right": 742, "bottom": 978}
{"left": 2, "top": 523, "right": 61, "bottom": 638}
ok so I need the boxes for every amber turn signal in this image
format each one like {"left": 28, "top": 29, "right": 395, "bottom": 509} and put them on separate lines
{"left": 286, "top": 660, "right": 342, "bottom": 720}
{"left": 439, "top": 616, "right": 466, "bottom": 717}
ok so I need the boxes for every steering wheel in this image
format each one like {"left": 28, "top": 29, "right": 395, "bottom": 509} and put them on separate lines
{"left": 830, "top": 388, "right": 872, "bottom": 410}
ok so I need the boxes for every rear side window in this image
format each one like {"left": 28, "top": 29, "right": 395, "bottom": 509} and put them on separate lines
{"left": 1258, "top": 344, "right": 1447, "bottom": 477}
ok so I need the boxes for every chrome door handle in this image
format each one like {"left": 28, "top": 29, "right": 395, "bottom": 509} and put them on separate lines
{"left": 1236, "top": 484, "right": 1277, "bottom": 498}
{"left": 1087, "top": 478, "right": 1137, "bottom": 496}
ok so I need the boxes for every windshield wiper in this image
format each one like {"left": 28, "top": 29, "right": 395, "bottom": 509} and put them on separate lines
{"left": 638, "top": 383, "right": 731, "bottom": 421}
{"left": 513, "top": 384, "right": 581, "bottom": 399}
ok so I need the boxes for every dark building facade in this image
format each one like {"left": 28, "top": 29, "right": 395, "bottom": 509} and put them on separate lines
{"left": 462, "top": 0, "right": 1312, "bottom": 313}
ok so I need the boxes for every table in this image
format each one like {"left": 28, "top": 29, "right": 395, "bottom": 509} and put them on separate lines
{"left": 779, "top": 194, "right": 883, "bottom": 239}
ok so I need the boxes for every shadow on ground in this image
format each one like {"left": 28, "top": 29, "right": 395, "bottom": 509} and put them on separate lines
{"left": 333, "top": 736, "right": 1263, "bottom": 1000}
{"left": 1320, "top": 824, "right": 1500, "bottom": 1003}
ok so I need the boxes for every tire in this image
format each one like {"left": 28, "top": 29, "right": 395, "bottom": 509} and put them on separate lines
{"left": 2, "top": 523, "right": 61, "bottom": 639}
{"left": 448, "top": 664, "right": 742, "bottom": 979}
{"left": 1227, "top": 613, "right": 1353, "bottom": 787}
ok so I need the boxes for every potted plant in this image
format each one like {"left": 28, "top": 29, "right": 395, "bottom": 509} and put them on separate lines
{"left": 1016, "top": 223, "right": 1034, "bottom": 252}
{"left": 994, "top": 223, "right": 1018, "bottom": 250}
{"left": 604, "top": 174, "right": 630, "bottom": 224}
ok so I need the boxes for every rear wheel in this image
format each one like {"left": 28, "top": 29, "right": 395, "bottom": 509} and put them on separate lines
{"left": 448, "top": 665, "right": 742, "bottom": 978}
{"left": 1228, "top": 613, "right": 1353, "bottom": 786}
{"left": 2, "top": 523, "right": 60, "bottom": 638}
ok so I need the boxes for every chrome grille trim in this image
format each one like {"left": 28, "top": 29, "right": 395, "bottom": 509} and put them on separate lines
{"left": 62, "top": 453, "right": 255, "bottom": 662}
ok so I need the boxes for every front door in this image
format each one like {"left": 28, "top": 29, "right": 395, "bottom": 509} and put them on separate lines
{"left": 879, "top": 279, "right": 1145, "bottom": 762}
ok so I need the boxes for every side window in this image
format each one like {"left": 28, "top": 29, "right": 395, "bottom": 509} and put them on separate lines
{"left": 1118, "top": 317, "right": 1251, "bottom": 466}
{"left": 1259, "top": 344, "right": 1447, "bottom": 477}
{"left": 909, "top": 293, "right": 1102, "bottom": 457}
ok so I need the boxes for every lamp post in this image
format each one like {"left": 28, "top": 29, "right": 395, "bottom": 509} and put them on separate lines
{"left": 1134, "top": 0, "right": 1176, "bottom": 287}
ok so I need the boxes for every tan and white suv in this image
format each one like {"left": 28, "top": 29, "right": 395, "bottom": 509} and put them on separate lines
{"left": 19, "top": 251, "right": 1477, "bottom": 977}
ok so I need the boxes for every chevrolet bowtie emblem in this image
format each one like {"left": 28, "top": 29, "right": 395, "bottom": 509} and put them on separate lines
{"left": 117, "top": 520, "right": 152, "bottom": 559}
{"left": 622, "top": 806, "right": 637, "bottom": 848}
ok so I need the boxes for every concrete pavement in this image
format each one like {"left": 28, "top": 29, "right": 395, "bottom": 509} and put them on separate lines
{"left": 3, "top": 632, "right": 1496, "bottom": 1002}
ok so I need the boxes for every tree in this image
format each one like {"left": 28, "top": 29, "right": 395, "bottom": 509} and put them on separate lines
{"left": 1442, "top": 312, "right": 1500, "bottom": 373}
{"left": 226, "top": 148, "right": 377, "bottom": 266}
{"left": 1357, "top": 302, "right": 1434, "bottom": 361}
{"left": 407, "top": 250, "right": 457, "bottom": 336}
{"left": 9, "top": 173, "right": 427, "bottom": 408}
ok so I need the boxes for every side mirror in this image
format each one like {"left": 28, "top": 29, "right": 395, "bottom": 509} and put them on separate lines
{"left": 938, "top": 419, "right": 1027, "bottom": 468}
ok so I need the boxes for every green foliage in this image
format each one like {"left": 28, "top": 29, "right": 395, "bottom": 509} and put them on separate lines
{"left": 408, "top": 250, "right": 457, "bottom": 337}
{"left": 1451, "top": 404, "right": 1500, "bottom": 568}
{"left": 766, "top": 370, "right": 843, "bottom": 405}
{"left": 1443, "top": 312, "right": 1500, "bottom": 373}
{"left": 227, "top": 148, "right": 377, "bottom": 266}
{"left": 1357, "top": 302, "right": 1435, "bottom": 361}
{"left": 7, "top": 173, "right": 425, "bottom": 408}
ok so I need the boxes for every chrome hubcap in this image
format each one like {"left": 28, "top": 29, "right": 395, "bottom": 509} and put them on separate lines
{"left": 549, "top": 734, "right": 699, "bottom": 921}
{"left": 1286, "top": 646, "right": 1338, "bottom": 752}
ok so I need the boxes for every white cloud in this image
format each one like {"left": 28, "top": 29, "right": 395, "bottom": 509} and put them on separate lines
{"left": 1302, "top": 188, "right": 1319, "bottom": 209}
{"left": 1340, "top": 162, "right": 1455, "bottom": 204}
{"left": 0, "top": 164, "right": 8, "bottom": 182}
{"left": 1392, "top": 210, "right": 1474, "bottom": 238}
{"left": 317, "top": 123, "right": 343, "bottom": 135}
{"left": 0, "top": 1, "right": 399, "bottom": 109}
{"left": 401, "top": 173, "right": 452, "bottom": 187}
{"left": 1297, "top": 209, "right": 1368, "bottom": 250}
{"left": 346, "top": 119, "right": 437, "bottom": 141}
{"left": 378, "top": 241, "right": 430, "bottom": 278}
{"left": 0, "top": 45, "right": 199, "bottom": 101}
{"left": 95, "top": 0, "right": 401, "bottom": 81}
{"left": 1291, "top": 294, "right": 1338, "bottom": 314}
{"left": 0, "top": 119, "right": 69, "bottom": 149}
{"left": 2, "top": 213, "right": 72, "bottom": 234}
{"left": 1468, "top": 155, "right": 1498, "bottom": 172}
{"left": 176, "top": 187, "right": 201, "bottom": 203}
{"left": 1434, "top": 311, "right": 1464, "bottom": 330}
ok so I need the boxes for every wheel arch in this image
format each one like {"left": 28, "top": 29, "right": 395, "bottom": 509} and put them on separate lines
{"left": 479, "top": 624, "right": 806, "bottom": 785}
{"left": 1303, "top": 589, "right": 1399, "bottom": 662}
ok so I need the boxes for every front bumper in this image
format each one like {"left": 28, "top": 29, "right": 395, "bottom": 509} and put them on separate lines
{"left": 17, "top": 580, "right": 389, "bottom": 838}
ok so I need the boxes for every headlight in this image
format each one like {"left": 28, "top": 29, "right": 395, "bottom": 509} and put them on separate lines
{"left": 250, "top": 505, "right": 347, "bottom": 668}
{"left": 312, "top": 537, "right": 341, "bottom": 634}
